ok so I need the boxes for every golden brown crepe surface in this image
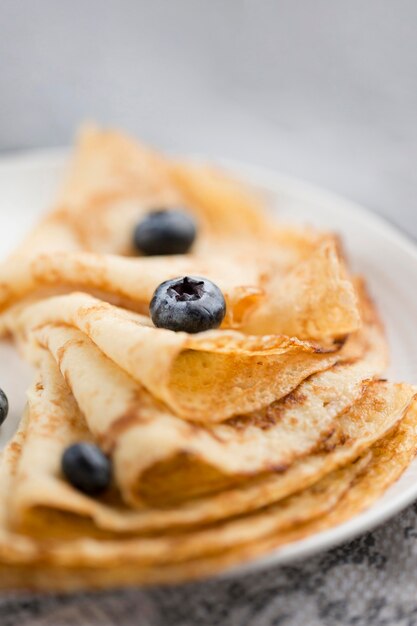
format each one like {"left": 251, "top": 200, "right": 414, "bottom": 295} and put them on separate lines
{"left": 0, "top": 126, "right": 413, "bottom": 591}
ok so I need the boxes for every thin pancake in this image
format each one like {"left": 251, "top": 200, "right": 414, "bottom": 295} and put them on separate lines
{"left": 9, "top": 328, "right": 405, "bottom": 519}
{"left": 4, "top": 281, "right": 385, "bottom": 508}
{"left": 0, "top": 399, "right": 415, "bottom": 590}
{"left": 10, "top": 292, "right": 340, "bottom": 423}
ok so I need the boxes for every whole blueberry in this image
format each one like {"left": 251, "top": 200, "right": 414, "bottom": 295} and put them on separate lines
{"left": 150, "top": 276, "right": 226, "bottom": 333}
{"left": 133, "top": 209, "right": 197, "bottom": 255}
{"left": 0, "top": 389, "right": 8, "bottom": 426}
{"left": 62, "top": 443, "right": 112, "bottom": 496}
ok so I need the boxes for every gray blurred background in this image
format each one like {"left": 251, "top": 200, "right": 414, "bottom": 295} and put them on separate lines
{"left": 1, "top": 0, "right": 416, "bottom": 234}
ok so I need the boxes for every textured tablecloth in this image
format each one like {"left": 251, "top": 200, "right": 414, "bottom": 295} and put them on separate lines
{"left": 1, "top": 499, "right": 417, "bottom": 626}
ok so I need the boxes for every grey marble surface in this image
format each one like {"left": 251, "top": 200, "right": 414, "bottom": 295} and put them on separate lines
{"left": 1, "top": 1, "right": 417, "bottom": 624}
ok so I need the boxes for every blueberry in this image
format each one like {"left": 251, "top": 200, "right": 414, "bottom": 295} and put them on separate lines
{"left": 133, "top": 209, "right": 196, "bottom": 255}
{"left": 150, "top": 276, "right": 226, "bottom": 333}
{"left": 0, "top": 389, "right": 8, "bottom": 426}
{"left": 62, "top": 443, "right": 112, "bottom": 496}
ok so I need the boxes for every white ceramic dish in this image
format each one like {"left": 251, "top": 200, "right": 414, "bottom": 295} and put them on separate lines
{"left": 0, "top": 149, "right": 416, "bottom": 578}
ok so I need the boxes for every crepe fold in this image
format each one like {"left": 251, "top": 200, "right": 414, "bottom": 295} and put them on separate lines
{"left": 0, "top": 378, "right": 415, "bottom": 591}
{"left": 0, "top": 280, "right": 381, "bottom": 508}
{"left": 2, "top": 125, "right": 360, "bottom": 344}
{"left": 9, "top": 291, "right": 345, "bottom": 425}
{"left": 0, "top": 240, "right": 360, "bottom": 342}
{"left": 0, "top": 126, "right": 414, "bottom": 590}
{"left": 9, "top": 355, "right": 410, "bottom": 532}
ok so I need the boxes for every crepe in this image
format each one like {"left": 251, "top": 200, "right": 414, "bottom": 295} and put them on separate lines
{"left": 0, "top": 244, "right": 360, "bottom": 342}
{"left": 0, "top": 125, "right": 413, "bottom": 590}
{"left": 8, "top": 292, "right": 342, "bottom": 424}
{"left": 0, "top": 396, "right": 415, "bottom": 591}
{"left": 0, "top": 241, "right": 360, "bottom": 342}
{"left": 0, "top": 280, "right": 378, "bottom": 508}
{"left": 9, "top": 354, "right": 411, "bottom": 531}
{"left": 2, "top": 126, "right": 361, "bottom": 342}
{"left": 153, "top": 396, "right": 417, "bottom": 586}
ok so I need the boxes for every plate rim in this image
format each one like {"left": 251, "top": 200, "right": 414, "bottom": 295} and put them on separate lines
{"left": 1, "top": 147, "right": 417, "bottom": 580}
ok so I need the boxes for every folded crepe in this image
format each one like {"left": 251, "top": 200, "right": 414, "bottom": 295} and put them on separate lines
{"left": 0, "top": 396, "right": 368, "bottom": 575}
{"left": 0, "top": 125, "right": 414, "bottom": 590}
{"left": 3, "top": 126, "right": 360, "bottom": 344}
{"left": 0, "top": 381, "right": 415, "bottom": 591}
{"left": 8, "top": 292, "right": 344, "bottom": 425}
{"left": 0, "top": 281, "right": 381, "bottom": 508}
{"left": 10, "top": 354, "right": 411, "bottom": 532}
{"left": 0, "top": 238, "right": 360, "bottom": 342}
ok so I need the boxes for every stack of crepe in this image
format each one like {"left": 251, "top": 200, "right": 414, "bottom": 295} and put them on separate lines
{"left": 0, "top": 126, "right": 415, "bottom": 591}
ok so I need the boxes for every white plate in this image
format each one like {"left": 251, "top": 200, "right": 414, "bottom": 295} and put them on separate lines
{"left": 0, "top": 149, "right": 416, "bottom": 578}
